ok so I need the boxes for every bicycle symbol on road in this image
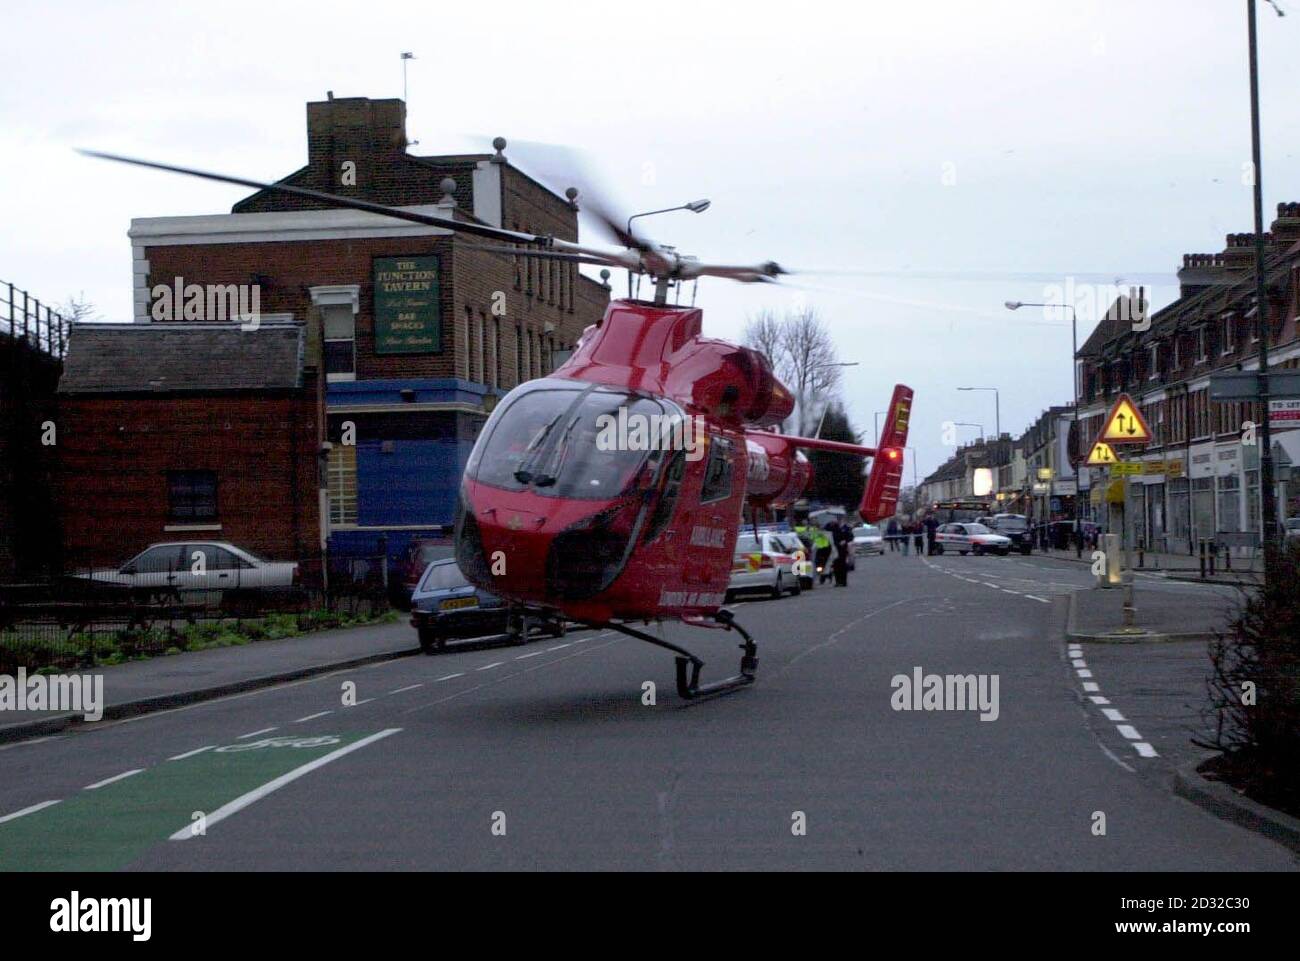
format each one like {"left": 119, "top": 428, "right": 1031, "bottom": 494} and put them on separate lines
{"left": 216, "top": 735, "right": 341, "bottom": 753}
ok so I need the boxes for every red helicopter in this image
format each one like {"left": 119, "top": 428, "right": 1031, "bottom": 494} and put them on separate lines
{"left": 83, "top": 148, "right": 914, "bottom": 699}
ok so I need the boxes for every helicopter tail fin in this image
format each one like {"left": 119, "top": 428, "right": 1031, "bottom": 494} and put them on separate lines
{"left": 859, "top": 384, "right": 914, "bottom": 522}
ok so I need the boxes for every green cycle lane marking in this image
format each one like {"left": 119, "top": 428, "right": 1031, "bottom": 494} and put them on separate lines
{"left": 0, "top": 730, "right": 400, "bottom": 871}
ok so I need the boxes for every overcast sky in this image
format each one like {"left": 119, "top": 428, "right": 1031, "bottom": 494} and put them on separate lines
{"left": 3, "top": 0, "right": 1297, "bottom": 481}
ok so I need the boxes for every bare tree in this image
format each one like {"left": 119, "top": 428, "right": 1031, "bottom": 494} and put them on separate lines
{"left": 742, "top": 309, "right": 785, "bottom": 374}
{"left": 56, "top": 292, "right": 99, "bottom": 324}
{"left": 780, "top": 306, "right": 842, "bottom": 434}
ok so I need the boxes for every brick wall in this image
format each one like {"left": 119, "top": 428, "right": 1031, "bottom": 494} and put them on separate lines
{"left": 144, "top": 234, "right": 607, "bottom": 388}
{"left": 55, "top": 390, "right": 321, "bottom": 569}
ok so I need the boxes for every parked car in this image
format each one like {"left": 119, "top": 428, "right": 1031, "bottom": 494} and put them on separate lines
{"left": 727, "top": 530, "right": 802, "bottom": 599}
{"left": 393, "top": 537, "right": 454, "bottom": 608}
{"left": 851, "top": 524, "right": 885, "bottom": 556}
{"left": 408, "top": 558, "right": 565, "bottom": 653}
{"left": 933, "top": 523, "right": 1012, "bottom": 556}
{"left": 82, "top": 542, "right": 299, "bottom": 592}
{"left": 986, "top": 513, "right": 1033, "bottom": 554}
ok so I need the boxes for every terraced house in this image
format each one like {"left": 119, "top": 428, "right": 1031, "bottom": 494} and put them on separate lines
{"left": 1075, "top": 203, "right": 1300, "bottom": 554}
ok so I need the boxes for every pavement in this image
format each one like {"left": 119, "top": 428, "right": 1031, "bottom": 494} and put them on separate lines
{"left": 0, "top": 619, "right": 417, "bottom": 741}
{"left": 0, "top": 550, "right": 1293, "bottom": 870}
{"left": 1067, "top": 578, "right": 1248, "bottom": 642}
{"left": 1033, "top": 544, "right": 1263, "bottom": 585}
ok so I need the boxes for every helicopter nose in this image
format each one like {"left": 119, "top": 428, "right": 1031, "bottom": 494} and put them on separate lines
{"left": 454, "top": 492, "right": 553, "bottom": 600}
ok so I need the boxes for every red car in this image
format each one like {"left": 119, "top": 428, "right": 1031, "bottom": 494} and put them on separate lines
{"left": 394, "top": 538, "right": 454, "bottom": 607}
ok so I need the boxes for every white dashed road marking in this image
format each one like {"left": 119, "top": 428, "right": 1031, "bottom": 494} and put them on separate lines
{"left": 84, "top": 769, "right": 143, "bottom": 791}
{"left": 168, "top": 745, "right": 215, "bottom": 761}
{"left": 237, "top": 727, "right": 277, "bottom": 739}
{"left": 294, "top": 711, "right": 333, "bottom": 723}
{"left": 0, "top": 800, "right": 61, "bottom": 824}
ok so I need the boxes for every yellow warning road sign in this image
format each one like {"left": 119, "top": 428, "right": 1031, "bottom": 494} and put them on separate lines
{"left": 1099, "top": 392, "right": 1152, "bottom": 445}
{"left": 1085, "top": 441, "right": 1118, "bottom": 466}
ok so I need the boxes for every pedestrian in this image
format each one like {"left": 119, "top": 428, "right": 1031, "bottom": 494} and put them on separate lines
{"left": 813, "top": 524, "right": 833, "bottom": 584}
{"left": 886, "top": 516, "right": 901, "bottom": 552}
{"left": 900, "top": 520, "right": 911, "bottom": 555}
{"left": 832, "top": 528, "right": 851, "bottom": 586}
{"left": 923, "top": 514, "right": 939, "bottom": 555}
{"left": 913, "top": 521, "right": 924, "bottom": 556}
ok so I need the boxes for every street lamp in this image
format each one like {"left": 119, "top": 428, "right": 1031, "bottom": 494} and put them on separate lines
{"left": 1007, "top": 299, "right": 1082, "bottom": 555}
{"left": 954, "top": 421, "right": 984, "bottom": 441}
{"left": 625, "top": 200, "right": 711, "bottom": 297}
{"left": 808, "top": 362, "right": 860, "bottom": 437}
{"left": 956, "top": 386, "right": 1000, "bottom": 440}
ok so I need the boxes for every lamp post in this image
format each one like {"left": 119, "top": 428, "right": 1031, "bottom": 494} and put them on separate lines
{"left": 808, "top": 362, "right": 860, "bottom": 438}
{"left": 1007, "top": 299, "right": 1083, "bottom": 555}
{"left": 957, "top": 386, "right": 1000, "bottom": 440}
{"left": 626, "top": 201, "right": 711, "bottom": 298}
{"left": 954, "top": 422, "right": 984, "bottom": 442}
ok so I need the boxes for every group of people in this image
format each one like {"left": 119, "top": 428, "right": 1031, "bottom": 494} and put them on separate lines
{"left": 884, "top": 516, "right": 940, "bottom": 555}
{"left": 794, "top": 519, "right": 855, "bottom": 587}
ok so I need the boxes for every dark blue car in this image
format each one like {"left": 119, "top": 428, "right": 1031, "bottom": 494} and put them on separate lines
{"left": 408, "top": 559, "right": 566, "bottom": 653}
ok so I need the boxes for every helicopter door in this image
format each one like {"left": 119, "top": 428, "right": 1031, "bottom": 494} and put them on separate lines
{"left": 683, "top": 434, "right": 737, "bottom": 588}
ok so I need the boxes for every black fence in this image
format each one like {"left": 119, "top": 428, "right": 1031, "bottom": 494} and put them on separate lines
{"left": 0, "top": 280, "right": 69, "bottom": 360}
{"left": 0, "top": 555, "right": 391, "bottom": 673}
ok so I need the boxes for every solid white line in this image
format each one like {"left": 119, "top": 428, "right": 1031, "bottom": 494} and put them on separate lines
{"left": 1089, "top": 695, "right": 1111, "bottom": 705}
{"left": 388, "top": 684, "right": 423, "bottom": 694}
{"left": 169, "top": 728, "right": 402, "bottom": 841}
{"left": 1082, "top": 681, "right": 1099, "bottom": 692}
{"left": 0, "top": 799, "right": 61, "bottom": 824}
{"left": 84, "top": 769, "right": 144, "bottom": 791}
{"left": 1026, "top": 595, "right": 1050, "bottom": 603}
{"left": 436, "top": 673, "right": 465, "bottom": 681}
{"left": 1101, "top": 708, "right": 1127, "bottom": 722}
{"left": 1077, "top": 668, "right": 1093, "bottom": 678}
{"left": 515, "top": 651, "right": 545, "bottom": 659}
{"left": 475, "top": 662, "right": 503, "bottom": 671}
{"left": 168, "top": 745, "right": 215, "bottom": 761}
{"left": 0, "top": 735, "right": 64, "bottom": 752}
{"left": 1133, "top": 742, "right": 1159, "bottom": 758}
{"left": 1116, "top": 724, "right": 1141, "bottom": 740}
{"left": 294, "top": 711, "right": 332, "bottom": 723}
{"left": 237, "top": 727, "right": 277, "bottom": 739}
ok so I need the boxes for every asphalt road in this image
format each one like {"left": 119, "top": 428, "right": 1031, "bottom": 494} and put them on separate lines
{"left": 0, "top": 551, "right": 1294, "bottom": 871}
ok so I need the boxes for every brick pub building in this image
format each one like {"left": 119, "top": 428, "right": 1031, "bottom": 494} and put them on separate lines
{"left": 59, "top": 95, "right": 609, "bottom": 568}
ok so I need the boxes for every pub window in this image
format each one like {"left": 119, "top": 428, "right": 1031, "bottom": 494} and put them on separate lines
{"left": 167, "top": 470, "right": 218, "bottom": 521}
{"left": 492, "top": 318, "right": 501, "bottom": 388}
{"left": 327, "top": 445, "right": 358, "bottom": 526}
{"left": 1147, "top": 344, "right": 1159, "bottom": 380}
{"left": 1196, "top": 327, "right": 1208, "bottom": 363}
{"left": 1221, "top": 316, "right": 1235, "bottom": 355}
{"left": 323, "top": 303, "right": 356, "bottom": 382}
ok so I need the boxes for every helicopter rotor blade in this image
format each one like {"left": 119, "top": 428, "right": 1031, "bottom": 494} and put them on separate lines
{"left": 462, "top": 243, "right": 642, "bottom": 271}
{"left": 78, "top": 149, "right": 605, "bottom": 251}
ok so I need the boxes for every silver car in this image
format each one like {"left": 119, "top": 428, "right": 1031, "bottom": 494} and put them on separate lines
{"left": 84, "top": 542, "right": 299, "bottom": 591}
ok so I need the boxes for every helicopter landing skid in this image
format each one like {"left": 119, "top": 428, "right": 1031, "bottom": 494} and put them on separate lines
{"left": 588, "top": 610, "right": 757, "bottom": 699}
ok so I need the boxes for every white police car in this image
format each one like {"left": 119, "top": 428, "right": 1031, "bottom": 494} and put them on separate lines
{"left": 934, "top": 522, "right": 1012, "bottom": 556}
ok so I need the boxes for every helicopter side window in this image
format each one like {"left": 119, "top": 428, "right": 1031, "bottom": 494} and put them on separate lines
{"left": 642, "top": 449, "right": 686, "bottom": 544}
{"left": 699, "top": 436, "right": 733, "bottom": 504}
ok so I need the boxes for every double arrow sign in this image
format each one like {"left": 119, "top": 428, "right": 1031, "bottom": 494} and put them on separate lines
{"left": 1085, "top": 392, "right": 1152, "bottom": 467}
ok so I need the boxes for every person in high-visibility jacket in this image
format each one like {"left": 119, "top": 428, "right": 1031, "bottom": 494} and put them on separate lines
{"left": 812, "top": 526, "right": 833, "bottom": 584}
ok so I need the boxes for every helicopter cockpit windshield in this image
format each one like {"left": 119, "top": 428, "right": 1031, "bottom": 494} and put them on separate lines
{"left": 467, "top": 378, "right": 683, "bottom": 501}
